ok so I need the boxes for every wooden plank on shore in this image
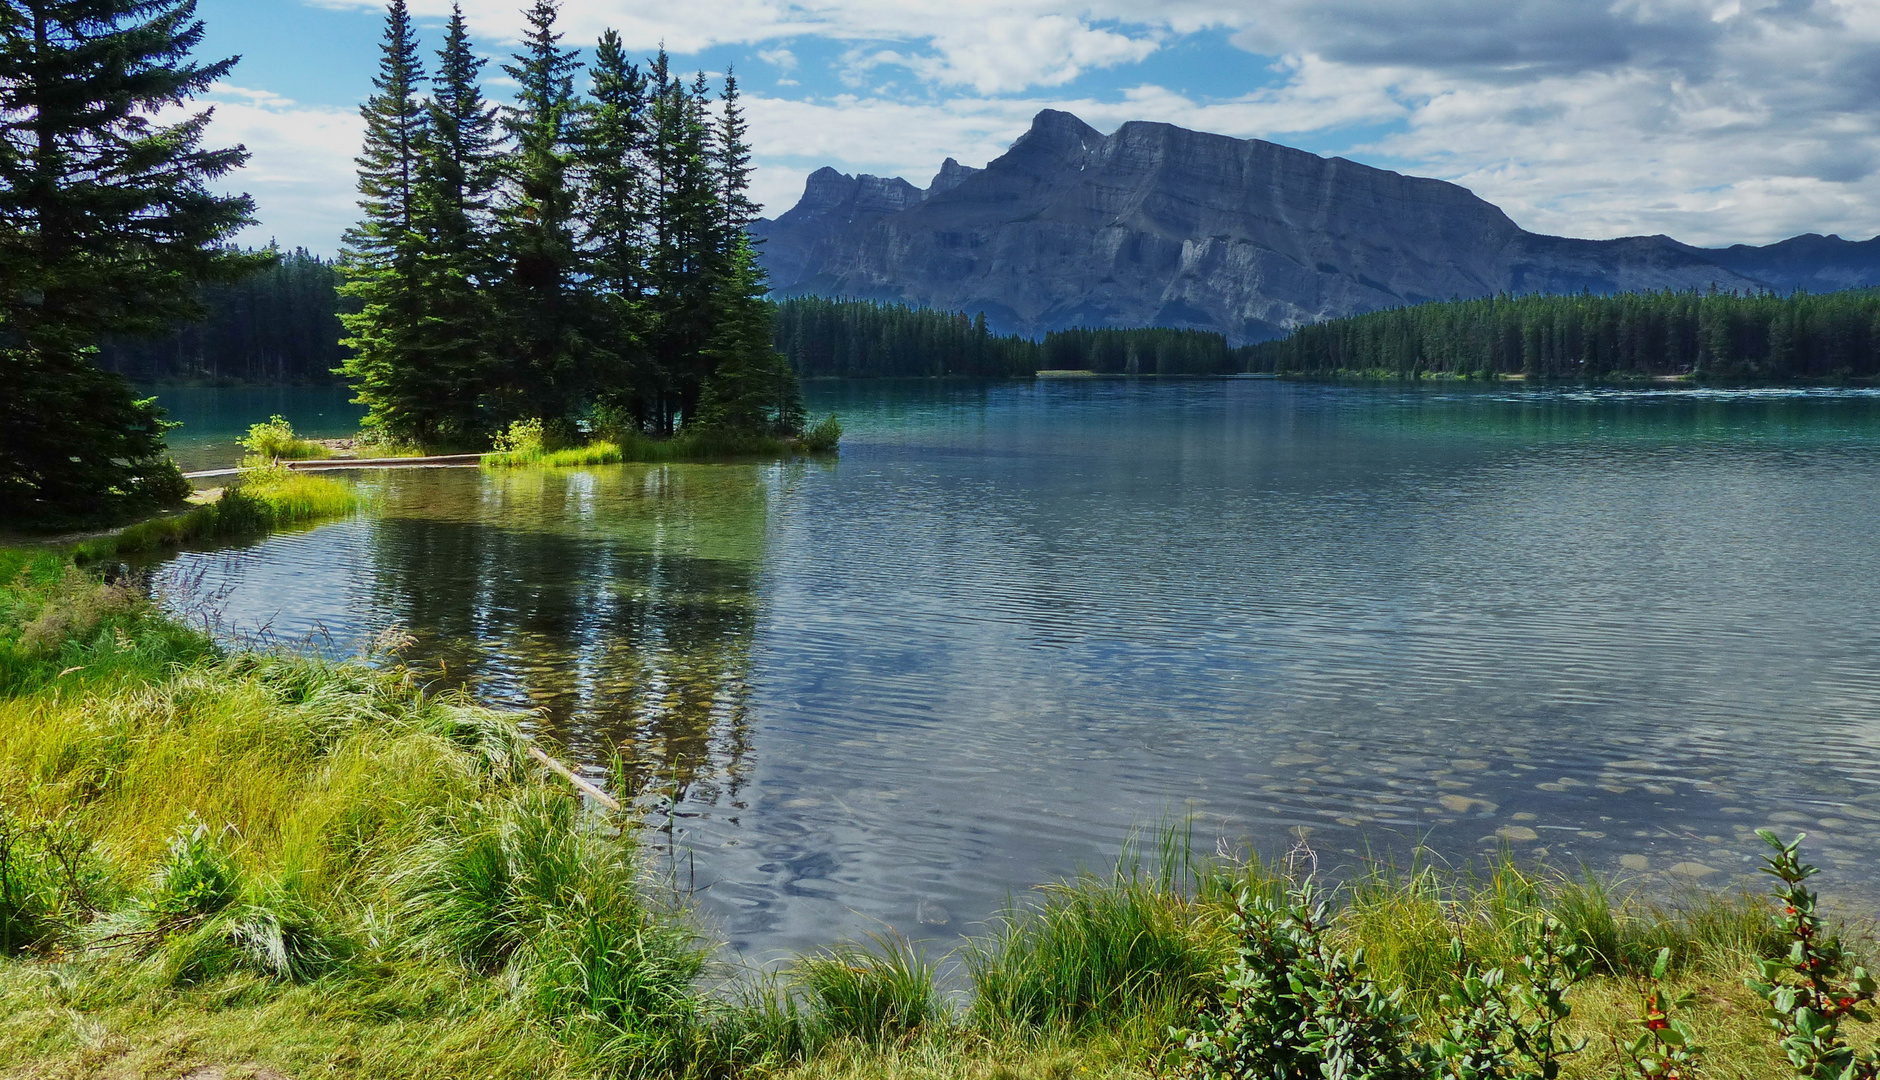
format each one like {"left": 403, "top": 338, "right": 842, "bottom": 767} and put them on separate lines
{"left": 286, "top": 453, "right": 487, "bottom": 469}
{"left": 184, "top": 453, "right": 489, "bottom": 480}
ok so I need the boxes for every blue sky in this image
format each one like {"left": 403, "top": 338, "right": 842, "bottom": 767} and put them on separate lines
{"left": 190, "top": 1, "right": 1880, "bottom": 255}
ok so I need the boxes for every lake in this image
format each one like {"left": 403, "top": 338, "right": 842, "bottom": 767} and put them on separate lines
{"left": 148, "top": 379, "right": 1880, "bottom": 959}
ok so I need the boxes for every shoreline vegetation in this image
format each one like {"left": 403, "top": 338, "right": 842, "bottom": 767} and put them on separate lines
{"left": 0, "top": 551, "right": 1874, "bottom": 1079}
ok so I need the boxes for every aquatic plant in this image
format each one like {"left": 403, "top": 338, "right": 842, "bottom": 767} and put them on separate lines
{"left": 72, "top": 468, "right": 359, "bottom": 564}
{"left": 482, "top": 423, "right": 811, "bottom": 469}
{"left": 967, "top": 849, "right": 1228, "bottom": 1029}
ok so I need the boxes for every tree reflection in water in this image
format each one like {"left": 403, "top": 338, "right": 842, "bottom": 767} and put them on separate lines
{"left": 364, "top": 462, "right": 797, "bottom": 820}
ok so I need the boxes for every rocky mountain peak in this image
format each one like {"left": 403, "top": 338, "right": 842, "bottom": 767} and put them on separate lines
{"left": 752, "top": 112, "right": 1880, "bottom": 343}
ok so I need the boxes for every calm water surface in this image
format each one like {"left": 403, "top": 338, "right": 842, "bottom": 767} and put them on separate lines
{"left": 152, "top": 385, "right": 364, "bottom": 472}
{"left": 152, "top": 380, "right": 1880, "bottom": 958}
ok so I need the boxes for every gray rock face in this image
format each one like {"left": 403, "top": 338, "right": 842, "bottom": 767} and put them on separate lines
{"left": 752, "top": 110, "right": 1880, "bottom": 343}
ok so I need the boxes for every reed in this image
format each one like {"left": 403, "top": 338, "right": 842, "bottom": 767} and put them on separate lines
{"left": 965, "top": 837, "right": 1232, "bottom": 1030}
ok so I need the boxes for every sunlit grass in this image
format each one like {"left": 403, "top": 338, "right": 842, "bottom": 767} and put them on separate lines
{"left": 0, "top": 560, "right": 1858, "bottom": 1080}
{"left": 72, "top": 466, "right": 358, "bottom": 563}
{"left": 481, "top": 417, "right": 830, "bottom": 469}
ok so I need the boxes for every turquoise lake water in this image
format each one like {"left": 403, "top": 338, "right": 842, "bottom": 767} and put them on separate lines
{"left": 147, "top": 379, "right": 1880, "bottom": 958}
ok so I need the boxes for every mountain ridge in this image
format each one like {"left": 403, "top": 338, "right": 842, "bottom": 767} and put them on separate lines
{"left": 751, "top": 110, "right": 1880, "bottom": 343}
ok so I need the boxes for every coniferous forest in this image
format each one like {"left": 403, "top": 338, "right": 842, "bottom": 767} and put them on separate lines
{"left": 1246, "top": 288, "right": 1880, "bottom": 380}
{"left": 337, "top": 0, "right": 801, "bottom": 448}
{"left": 95, "top": 248, "right": 349, "bottom": 384}
{"left": 773, "top": 296, "right": 1247, "bottom": 377}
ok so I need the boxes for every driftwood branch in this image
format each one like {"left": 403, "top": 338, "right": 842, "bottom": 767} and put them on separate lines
{"left": 527, "top": 744, "right": 622, "bottom": 812}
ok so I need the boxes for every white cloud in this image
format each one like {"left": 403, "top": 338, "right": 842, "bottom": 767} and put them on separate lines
{"left": 264, "top": 0, "right": 1880, "bottom": 249}
{"left": 314, "top": 0, "right": 1185, "bottom": 94}
{"left": 192, "top": 85, "right": 365, "bottom": 253}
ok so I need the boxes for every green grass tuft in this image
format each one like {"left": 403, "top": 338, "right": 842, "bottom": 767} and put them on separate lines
{"left": 794, "top": 933, "right": 941, "bottom": 1044}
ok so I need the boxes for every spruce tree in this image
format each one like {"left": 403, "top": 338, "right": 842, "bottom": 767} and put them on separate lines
{"left": 694, "top": 235, "right": 802, "bottom": 436}
{"left": 492, "top": 0, "right": 589, "bottom": 430}
{"left": 717, "top": 66, "right": 758, "bottom": 235}
{"left": 337, "top": 0, "right": 432, "bottom": 444}
{"left": 0, "top": 0, "right": 263, "bottom": 523}
{"left": 577, "top": 29, "right": 653, "bottom": 427}
{"left": 410, "top": 2, "right": 498, "bottom": 444}
{"left": 644, "top": 59, "right": 721, "bottom": 433}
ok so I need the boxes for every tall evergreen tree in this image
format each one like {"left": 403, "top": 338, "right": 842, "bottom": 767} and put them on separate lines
{"left": 694, "top": 235, "right": 802, "bottom": 435}
{"left": 409, "top": 2, "right": 498, "bottom": 443}
{"left": 716, "top": 66, "right": 758, "bottom": 235}
{"left": 337, "top": 0, "right": 432, "bottom": 442}
{"left": 576, "top": 29, "right": 653, "bottom": 424}
{"left": 0, "top": 0, "right": 263, "bottom": 522}
{"left": 492, "top": 0, "right": 589, "bottom": 429}
{"left": 643, "top": 59, "right": 721, "bottom": 432}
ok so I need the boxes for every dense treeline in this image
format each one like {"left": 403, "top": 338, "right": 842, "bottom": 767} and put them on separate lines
{"left": 1041, "top": 326, "right": 1241, "bottom": 375}
{"left": 340, "top": 0, "right": 800, "bottom": 448}
{"left": 773, "top": 296, "right": 1035, "bottom": 376}
{"left": 1246, "top": 289, "right": 1880, "bottom": 380}
{"left": 772, "top": 296, "right": 1250, "bottom": 377}
{"left": 95, "top": 248, "right": 349, "bottom": 384}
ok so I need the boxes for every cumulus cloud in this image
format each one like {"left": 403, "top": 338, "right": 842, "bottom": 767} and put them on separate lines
{"left": 191, "top": 86, "right": 364, "bottom": 252}
{"left": 1200, "top": 0, "right": 1880, "bottom": 243}
{"left": 312, "top": 0, "right": 1178, "bottom": 93}
{"left": 266, "top": 0, "right": 1880, "bottom": 249}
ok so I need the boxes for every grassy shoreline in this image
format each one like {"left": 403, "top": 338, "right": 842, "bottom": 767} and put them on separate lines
{"left": 0, "top": 551, "right": 1870, "bottom": 1079}
{"left": 69, "top": 467, "right": 361, "bottom": 565}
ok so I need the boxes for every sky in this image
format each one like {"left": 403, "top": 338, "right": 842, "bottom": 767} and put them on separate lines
{"left": 188, "top": 0, "right": 1880, "bottom": 255}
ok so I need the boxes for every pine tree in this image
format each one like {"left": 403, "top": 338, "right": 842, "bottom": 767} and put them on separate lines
{"left": 492, "top": 0, "right": 589, "bottom": 430}
{"left": 0, "top": 0, "right": 263, "bottom": 523}
{"left": 410, "top": 2, "right": 498, "bottom": 444}
{"left": 337, "top": 0, "right": 432, "bottom": 443}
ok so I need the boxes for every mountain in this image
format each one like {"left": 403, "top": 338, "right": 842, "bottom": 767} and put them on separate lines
{"left": 751, "top": 110, "right": 1880, "bottom": 344}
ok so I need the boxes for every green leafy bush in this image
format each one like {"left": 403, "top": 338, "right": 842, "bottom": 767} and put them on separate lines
{"left": 1748, "top": 830, "right": 1880, "bottom": 1079}
{"left": 799, "top": 413, "right": 843, "bottom": 452}
{"left": 239, "top": 414, "right": 325, "bottom": 461}
{"left": 1179, "top": 881, "right": 1427, "bottom": 1080}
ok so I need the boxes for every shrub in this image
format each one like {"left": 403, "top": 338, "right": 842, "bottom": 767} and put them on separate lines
{"left": 240, "top": 415, "right": 325, "bottom": 461}
{"left": 0, "top": 805, "right": 110, "bottom": 955}
{"left": 148, "top": 817, "right": 239, "bottom": 919}
{"left": 1180, "top": 881, "right": 1428, "bottom": 1080}
{"left": 1747, "top": 830, "right": 1880, "bottom": 1079}
{"left": 492, "top": 418, "right": 547, "bottom": 458}
{"left": 13, "top": 567, "right": 141, "bottom": 658}
{"left": 799, "top": 413, "right": 842, "bottom": 453}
